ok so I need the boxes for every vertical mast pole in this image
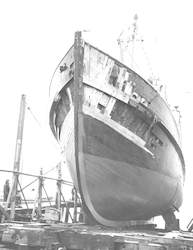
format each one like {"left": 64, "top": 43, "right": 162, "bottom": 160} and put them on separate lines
{"left": 10, "top": 94, "right": 26, "bottom": 220}
{"left": 117, "top": 30, "right": 125, "bottom": 63}
{"left": 131, "top": 14, "right": 138, "bottom": 70}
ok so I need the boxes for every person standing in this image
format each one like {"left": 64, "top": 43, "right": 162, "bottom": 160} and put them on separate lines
{"left": 3, "top": 180, "right": 10, "bottom": 202}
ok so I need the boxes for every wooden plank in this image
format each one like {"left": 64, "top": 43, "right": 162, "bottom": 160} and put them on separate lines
{"left": 84, "top": 76, "right": 130, "bottom": 104}
{"left": 2, "top": 223, "right": 193, "bottom": 249}
{"left": 0, "top": 205, "right": 10, "bottom": 220}
{"left": 83, "top": 105, "right": 154, "bottom": 157}
{"left": 130, "top": 75, "right": 157, "bottom": 102}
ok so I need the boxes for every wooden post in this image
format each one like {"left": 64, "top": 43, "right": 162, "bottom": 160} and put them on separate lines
{"left": 37, "top": 168, "right": 43, "bottom": 219}
{"left": 56, "top": 162, "right": 62, "bottom": 211}
{"left": 10, "top": 95, "right": 26, "bottom": 221}
{"left": 73, "top": 187, "right": 78, "bottom": 223}
{"left": 74, "top": 31, "right": 84, "bottom": 223}
{"left": 64, "top": 205, "right": 69, "bottom": 223}
{"left": 32, "top": 167, "right": 43, "bottom": 221}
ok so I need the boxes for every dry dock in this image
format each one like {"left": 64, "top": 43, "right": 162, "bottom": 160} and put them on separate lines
{"left": 1, "top": 222, "right": 193, "bottom": 250}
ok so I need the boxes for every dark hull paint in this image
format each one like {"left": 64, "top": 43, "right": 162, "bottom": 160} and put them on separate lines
{"left": 75, "top": 113, "right": 183, "bottom": 226}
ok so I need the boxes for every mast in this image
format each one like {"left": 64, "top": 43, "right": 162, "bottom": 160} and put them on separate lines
{"left": 117, "top": 14, "right": 138, "bottom": 68}
{"left": 117, "top": 30, "right": 125, "bottom": 63}
{"left": 10, "top": 94, "right": 26, "bottom": 220}
{"left": 131, "top": 14, "right": 138, "bottom": 69}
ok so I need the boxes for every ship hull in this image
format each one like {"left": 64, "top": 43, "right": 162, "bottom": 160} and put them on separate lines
{"left": 61, "top": 109, "right": 183, "bottom": 226}
{"left": 49, "top": 32, "right": 185, "bottom": 227}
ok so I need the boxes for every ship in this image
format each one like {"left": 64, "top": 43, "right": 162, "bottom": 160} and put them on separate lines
{"left": 49, "top": 24, "right": 185, "bottom": 228}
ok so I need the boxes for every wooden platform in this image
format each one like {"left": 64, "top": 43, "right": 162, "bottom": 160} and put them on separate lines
{"left": 0, "top": 200, "right": 82, "bottom": 223}
{"left": 1, "top": 222, "right": 193, "bottom": 250}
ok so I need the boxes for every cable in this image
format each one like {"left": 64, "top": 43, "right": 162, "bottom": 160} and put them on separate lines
{"left": 125, "top": 48, "right": 144, "bottom": 76}
{"left": 19, "top": 164, "right": 59, "bottom": 192}
{"left": 140, "top": 40, "right": 155, "bottom": 79}
{"left": 25, "top": 100, "right": 60, "bottom": 151}
{"left": 26, "top": 102, "right": 42, "bottom": 128}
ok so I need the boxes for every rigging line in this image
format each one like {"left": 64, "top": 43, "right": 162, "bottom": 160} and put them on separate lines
{"left": 42, "top": 185, "right": 53, "bottom": 207}
{"left": 140, "top": 40, "right": 155, "bottom": 79}
{"left": 59, "top": 185, "right": 73, "bottom": 221}
{"left": 126, "top": 48, "right": 144, "bottom": 76}
{"left": 26, "top": 101, "right": 60, "bottom": 151}
{"left": 18, "top": 180, "right": 30, "bottom": 211}
{"left": 26, "top": 101, "right": 42, "bottom": 128}
{"left": 19, "top": 164, "right": 59, "bottom": 192}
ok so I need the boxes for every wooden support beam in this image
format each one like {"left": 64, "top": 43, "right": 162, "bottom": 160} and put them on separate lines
{"left": 0, "top": 168, "right": 73, "bottom": 186}
{"left": 56, "top": 162, "right": 62, "bottom": 211}
{"left": 83, "top": 76, "right": 130, "bottom": 104}
{"left": 0, "top": 205, "right": 10, "bottom": 220}
{"left": 73, "top": 187, "right": 78, "bottom": 223}
{"left": 37, "top": 168, "right": 43, "bottom": 219}
{"left": 10, "top": 95, "right": 26, "bottom": 221}
{"left": 31, "top": 167, "right": 43, "bottom": 221}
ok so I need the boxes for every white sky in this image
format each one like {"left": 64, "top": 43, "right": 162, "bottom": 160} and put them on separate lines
{"left": 0, "top": 0, "right": 193, "bottom": 229}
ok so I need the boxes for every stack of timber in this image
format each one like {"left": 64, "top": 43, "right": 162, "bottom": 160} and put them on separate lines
{"left": 1, "top": 222, "right": 193, "bottom": 250}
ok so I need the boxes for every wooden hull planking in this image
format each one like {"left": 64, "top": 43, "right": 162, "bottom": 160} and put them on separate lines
{"left": 49, "top": 32, "right": 185, "bottom": 227}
